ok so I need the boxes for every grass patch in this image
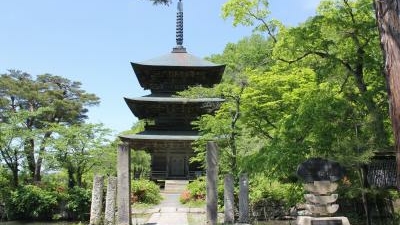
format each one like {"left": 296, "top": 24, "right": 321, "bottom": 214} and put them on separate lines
{"left": 187, "top": 213, "right": 206, "bottom": 225}
{"left": 182, "top": 200, "right": 206, "bottom": 208}
{"left": 132, "top": 202, "right": 157, "bottom": 210}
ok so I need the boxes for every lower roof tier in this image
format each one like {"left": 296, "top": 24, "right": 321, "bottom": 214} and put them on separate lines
{"left": 119, "top": 131, "right": 199, "bottom": 151}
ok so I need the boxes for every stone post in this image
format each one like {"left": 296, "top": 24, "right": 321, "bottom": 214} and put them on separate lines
{"left": 224, "top": 173, "right": 235, "bottom": 224}
{"left": 104, "top": 176, "right": 117, "bottom": 225}
{"left": 239, "top": 173, "right": 249, "bottom": 224}
{"left": 117, "top": 143, "right": 131, "bottom": 225}
{"left": 89, "top": 175, "right": 104, "bottom": 225}
{"left": 206, "top": 141, "right": 218, "bottom": 225}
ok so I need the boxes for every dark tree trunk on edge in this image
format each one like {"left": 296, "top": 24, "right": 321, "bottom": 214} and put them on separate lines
{"left": 11, "top": 163, "right": 19, "bottom": 188}
{"left": 374, "top": 0, "right": 400, "bottom": 191}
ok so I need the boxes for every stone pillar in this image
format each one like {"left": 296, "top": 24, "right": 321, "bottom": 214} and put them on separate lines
{"left": 117, "top": 143, "right": 131, "bottom": 225}
{"left": 224, "top": 174, "right": 234, "bottom": 224}
{"left": 89, "top": 175, "right": 104, "bottom": 225}
{"left": 104, "top": 176, "right": 117, "bottom": 225}
{"left": 206, "top": 141, "right": 218, "bottom": 225}
{"left": 239, "top": 173, "right": 249, "bottom": 224}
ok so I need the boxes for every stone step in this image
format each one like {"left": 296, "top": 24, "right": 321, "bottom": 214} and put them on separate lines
{"left": 164, "top": 180, "right": 189, "bottom": 193}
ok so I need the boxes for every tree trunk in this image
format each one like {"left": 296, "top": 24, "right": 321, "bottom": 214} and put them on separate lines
{"left": 67, "top": 167, "right": 76, "bottom": 189}
{"left": 77, "top": 170, "right": 83, "bottom": 187}
{"left": 33, "top": 131, "right": 52, "bottom": 183}
{"left": 34, "top": 157, "right": 42, "bottom": 183}
{"left": 24, "top": 138, "right": 36, "bottom": 182}
{"left": 360, "top": 165, "right": 372, "bottom": 225}
{"left": 374, "top": 0, "right": 400, "bottom": 191}
{"left": 11, "top": 163, "right": 19, "bottom": 188}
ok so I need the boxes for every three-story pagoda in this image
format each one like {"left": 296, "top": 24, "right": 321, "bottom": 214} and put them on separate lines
{"left": 120, "top": 0, "right": 225, "bottom": 180}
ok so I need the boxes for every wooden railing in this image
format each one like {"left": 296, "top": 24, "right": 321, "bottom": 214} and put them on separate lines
{"left": 151, "top": 171, "right": 167, "bottom": 179}
{"left": 188, "top": 171, "right": 204, "bottom": 179}
{"left": 150, "top": 170, "right": 204, "bottom": 180}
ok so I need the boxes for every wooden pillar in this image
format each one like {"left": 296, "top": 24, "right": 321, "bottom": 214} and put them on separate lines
{"left": 224, "top": 174, "right": 235, "bottom": 224}
{"left": 166, "top": 152, "right": 170, "bottom": 178}
{"left": 206, "top": 141, "right": 218, "bottom": 225}
{"left": 239, "top": 173, "right": 249, "bottom": 224}
{"left": 104, "top": 176, "right": 117, "bottom": 225}
{"left": 89, "top": 175, "right": 104, "bottom": 225}
{"left": 185, "top": 154, "right": 189, "bottom": 179}
{"left": 150, "top": 153, "right": 154, "bottom": 179}
{"left": 117, "top": 143, "right": 131, "bottom": 225}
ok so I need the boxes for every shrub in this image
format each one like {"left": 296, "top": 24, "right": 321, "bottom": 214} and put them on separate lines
{"left": 131, "top": 179, "right": 161, "bottom": 204}
{"left": 180, "top": 177, "right": 206, "bottom": 204}
{"left": 7, "top": 185, "right": 58, "bottom": 220}
{"left": 64, "top": 186, "right": 91, "bottom": 221}
{"left": 180, "top": 190, "right": 191, "bottom": 204}
{"left": 250, "top": 176, "right": 303, "bottom": 220}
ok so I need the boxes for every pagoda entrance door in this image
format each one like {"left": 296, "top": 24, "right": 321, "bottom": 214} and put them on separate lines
{"left": 169, "top": 155, "right": 185, "bottom": 177}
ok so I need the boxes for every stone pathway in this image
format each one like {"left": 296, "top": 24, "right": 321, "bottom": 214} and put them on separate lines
{"left": 146, "top": 207, "right": 188, "bottom": 225}
{"left": 132, "top": 192, "right": 206, "bottom": 225}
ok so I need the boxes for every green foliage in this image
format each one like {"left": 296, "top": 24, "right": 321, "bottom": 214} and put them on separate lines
{"left": 131, "top": 150, "right": 151, "bottom": 179}
{"left": 0, "top": 110, "right": 27, "bottom": 187}
{"left": 64, "top": 186, "right": 92, "bottom": 221}
{"left": 0, "top": 70, "right": 100, "bottom": 184}
{"left": 50, "top": 123, "right": 112, "bottom": 188}
{"left": 208, "top": 34, "right": 275, "bottom": 82}
{"left": 119, "top": 121, "right": 151, "bottom": 179}
{"left": 222, "top": 0, "right": 281, "bottom": 35}
{"left": 7, "top": 185, "right": 58, "bottom": 220}
{"left": 131, "top": 179, "right": 162, "bottom": 204}
{"left": 120, "top": 120, "right": 145, "bottom": 135}
{"left": 250, "top": 176, "right": 303, "bottom": 209}
{"left": 180, "top": 177, "right": 206, "bottom": 204}
{"left": 212, "top": 0, "right": 390, "bottom": 178}
{"left": 272, "top": 0, "right": 389, "bottom": 149}
{"left": 0, "top": 166, "right": 11, "bottom": 205}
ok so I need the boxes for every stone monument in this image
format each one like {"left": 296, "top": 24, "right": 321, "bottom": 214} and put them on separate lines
{"left": 296, "top": 158, "right": 350, "bottom": 225}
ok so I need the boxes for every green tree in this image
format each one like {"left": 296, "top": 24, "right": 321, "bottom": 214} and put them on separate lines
{"left": 221, "top": 0, "right": 391, "bottom": 165}
{"left": 273, "top": 0, "right": 389, "bottom": 149}
{"left": 120, "top": 121, "right": 151, "bottom": 179}
{"left": 0, "top": 70, "right": 99, "bottom": 183}
{"left": 208, "top": 34, "right": 275, "bottom": 82}
{"left": 222, "top": 0, "right": 280, "bottom": 41}
{"left": 220, "top": 1, "right": 394, "bottom": 223}
{"left": 0, "top": 110, "right": 29, "bottom": 187}
{"left": 131, "top": 150, "right": 151, "bottom": 179}
{"left": 50, "top": 123, "right": 111, "bottom": 188}
{"left": 190, "top": 82, "right": 248, "bottom": 177}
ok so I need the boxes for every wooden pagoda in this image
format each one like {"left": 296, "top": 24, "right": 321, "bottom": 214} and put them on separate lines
{"left": 120, "top": 0, "right": 225, "bottom": 180}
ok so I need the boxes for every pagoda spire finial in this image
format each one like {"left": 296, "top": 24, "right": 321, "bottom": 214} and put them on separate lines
{"left": 172, "top": 0, "right": 186, "bottom": 53}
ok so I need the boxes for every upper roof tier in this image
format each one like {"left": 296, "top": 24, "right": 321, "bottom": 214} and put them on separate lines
{"left": 135, "top": 51, "right": 221, "bottom": 67}
{"left": 131, "top": 51, "right": 225, "bottom": 94}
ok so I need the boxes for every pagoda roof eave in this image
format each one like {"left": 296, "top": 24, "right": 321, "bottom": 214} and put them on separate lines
{"left": 119, "top": 131, "right": 200, "bottom": 141}
{"left": 132, "top": 52, "right": 224, "bottom": 68}
{"left": 124, "top": 96, "right": 225, "bottom": 103}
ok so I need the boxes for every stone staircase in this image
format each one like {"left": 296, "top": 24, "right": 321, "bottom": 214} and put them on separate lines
{"left": 163, "top": 180, "right": 189, "bottom": 193}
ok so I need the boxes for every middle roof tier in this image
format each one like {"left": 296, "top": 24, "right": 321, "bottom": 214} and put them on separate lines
{"left": 124, "top": 96, "right": 224, "bottom": 131}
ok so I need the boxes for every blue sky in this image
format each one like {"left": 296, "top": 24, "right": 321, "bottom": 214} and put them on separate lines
{"left": 0, "top": 0, "right": 320, "bottom": 136}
